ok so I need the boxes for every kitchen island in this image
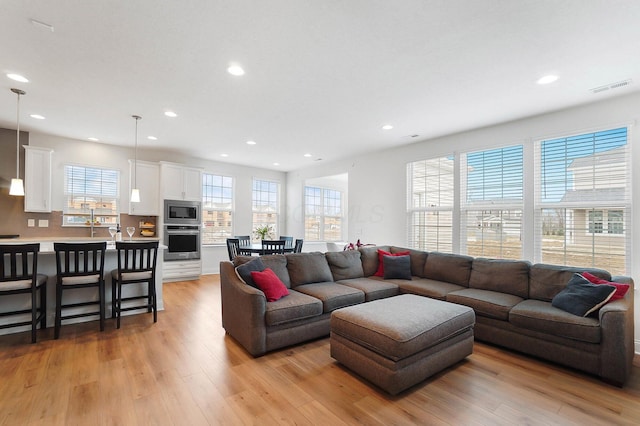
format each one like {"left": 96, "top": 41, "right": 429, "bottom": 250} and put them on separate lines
{"left": 0, "top": 237, "right": 165, "bottom": 337}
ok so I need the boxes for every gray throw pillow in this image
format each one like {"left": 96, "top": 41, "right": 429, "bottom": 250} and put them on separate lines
{"left": 383, "top": 255, "right": 412, "bottom": 280}
{"left": 551, "top": 273, "right": 616, "bottom": 317}
{"left": 235, "top": 257, "right": 266, "bottom": 288}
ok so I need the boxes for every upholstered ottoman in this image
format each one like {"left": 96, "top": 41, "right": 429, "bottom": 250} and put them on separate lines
{"left": 330, "top": 294, "right": 475, "bottom": 395}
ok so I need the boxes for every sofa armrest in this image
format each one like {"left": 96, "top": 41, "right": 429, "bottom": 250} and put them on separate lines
{"left": 220, "top": 260, "right": 268, "bottom": 356}
{"left": 598, "top": 277, "right": 634, "bottom": 385}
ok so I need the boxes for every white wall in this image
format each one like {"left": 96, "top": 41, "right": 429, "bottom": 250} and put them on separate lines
{"left": 286, "top": 91, "right": 640, "bottom": 354}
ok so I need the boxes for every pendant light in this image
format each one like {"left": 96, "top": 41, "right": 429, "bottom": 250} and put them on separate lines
{"left": 9, "top": 88, "right": 26, "bottom": 196}
{"left": 130, "top": 115, "right": 141, "bottom": 203}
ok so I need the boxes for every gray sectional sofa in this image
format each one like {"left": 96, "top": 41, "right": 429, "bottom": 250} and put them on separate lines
{"left": 219, "top": 245, "right": 635, "bottom": 385}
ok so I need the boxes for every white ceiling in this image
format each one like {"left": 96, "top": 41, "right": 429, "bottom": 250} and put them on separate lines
{"left": 2, "top": 1, "right": 640, "bottom": 171}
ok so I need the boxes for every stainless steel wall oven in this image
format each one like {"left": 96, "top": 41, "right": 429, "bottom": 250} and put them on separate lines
{"left": 163, "top": 200, "right": 202, "bottom": 261}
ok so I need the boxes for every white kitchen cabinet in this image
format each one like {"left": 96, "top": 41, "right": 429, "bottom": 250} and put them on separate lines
{"left": 24, "top": 146, "right": 53, "bottom": 212}
{"left": 129, "top": 160, "right": 160, "bottom": 216}
{"left": 160, "top": 162, "right": 202, "bottom": 201}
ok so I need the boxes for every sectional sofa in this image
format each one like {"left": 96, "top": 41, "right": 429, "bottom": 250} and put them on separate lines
{"left": 219, "top": 246, "right": 635, "bottom": 386}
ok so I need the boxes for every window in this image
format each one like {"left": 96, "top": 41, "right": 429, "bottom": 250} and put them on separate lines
{"left": 461, "top": 145, "right": 523, "bottom": 259}
{"left": 252, "top": 179, "right": 279, "bottom": 240}
{"left": 535, "top": 127, "right": 630, "bottom": 275}
{"left": 63, "top": 165, "right": 119, "bottom": 226}
{"left": 407, "top": 156, "right": 454, "bottom": 252}
{"left": 202, "top": 173, "right": 233, "bottom": 244}
{"left": 304, "top": 186, "right": 343, "bottom": 241}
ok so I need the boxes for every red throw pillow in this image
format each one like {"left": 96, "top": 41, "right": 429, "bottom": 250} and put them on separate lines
{"left": 581, "top": 272, "right": 629, "bottom": 302}
{"left": 374, "top": 249, "right": 410, "bottom": 277}
{"left": 251, "top": 268, "right": 290, "bottom": 302}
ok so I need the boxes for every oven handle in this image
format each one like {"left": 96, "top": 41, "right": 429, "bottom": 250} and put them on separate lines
{"left": 165, "top": 229, "right": 201, "bottom": 235}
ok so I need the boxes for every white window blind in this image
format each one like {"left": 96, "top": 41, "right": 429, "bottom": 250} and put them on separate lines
{"left": 202, "top": 173, "right": 233, "bottom": 244}
{"left": 534, "top": 127, "right": 631, "bottom": 275}
{"left": 407, "top": 157, "right": 454, "bottom": 252}
{"left": 461, "top": 145, "right": 523, "bottom": 259}
{"left": 304, "top": 186, "right": 343, "bottom": 241}
{"left": 252, "top": 179, "right": 279, "bottom": 239}
{"left": 63, "top": 165, "right": 119, "bottom": 226}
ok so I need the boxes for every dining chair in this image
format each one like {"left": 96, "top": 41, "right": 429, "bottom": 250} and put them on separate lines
{"left": 226, "top": 238, "right": 241, "bottom": 261}
{"left": 261, "top": 239, "right": 286, "bottom": 255}
{"left": 279, "top": 236, "right": 294, "bottom": 251}
{"left": 111, "top": 241, "right": 159, "bottom": 329}
{"left": 294, "top": 239, "right": 304, "bottom": 253}
{"left": 0, "top": 243, "right": 47, "bottom": 343}
{"left": 235, "top": 235, "right": 253, "bottom": 255}
{"left": 54, "top": 241, "right": 106, "bottom": 339}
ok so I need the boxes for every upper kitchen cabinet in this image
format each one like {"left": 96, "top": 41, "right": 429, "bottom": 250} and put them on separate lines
{"left": 24, "top": 146, "right": 53, "bottom": 212}
{"left": 160, "top": 162, "right": 202, "bottom": 201}
{"left": 129, "top": 160, "right": 160, "bottom": 216}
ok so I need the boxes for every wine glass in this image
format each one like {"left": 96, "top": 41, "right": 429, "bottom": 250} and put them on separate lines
{"left": 108, "top": 226, "right": 117, "bottom": 243}
{"left": 126, "top": 226, "right": 135, "bottom": 241}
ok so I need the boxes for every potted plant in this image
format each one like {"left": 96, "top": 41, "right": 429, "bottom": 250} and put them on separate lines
{"left": 254, "top": 224, "right": 273, "bottom": 240}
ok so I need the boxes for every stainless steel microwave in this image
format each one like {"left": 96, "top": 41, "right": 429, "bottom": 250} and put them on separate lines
{"left": 164, "top": 199, "right": 201, "bottom": 225}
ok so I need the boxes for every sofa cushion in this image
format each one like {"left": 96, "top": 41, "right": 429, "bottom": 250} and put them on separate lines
{"left": 264, "top": 289, "right": 323, "bottom": 326}
{"left": 469, "top": 258, "right": 530, "bottom": 298}
{"left": 294, "top": 282, "right": 365, "bottom": 313}
{"left": 446, "top": 288, "right": 523, "bottom": 321}
{"left": 551, "top": 274, "right": 616, "bottom": 317}
{"left": 529, "top": 263, "right": 611, "bottom": 302}
{"left": 391, "top": 246, "right": 428, "bottom": 277}
{"left": 251, "top": 268, "right": 290, "bottom": 302}
{"left": 326, "top": 250, "right": 364, "bottom": 281}
{"left": 286, "top": 252, "right": 334, "bottom": 287}
{"left": 337, "top": 277, "right": 399, "bottom": 301}
{"left": 235, "top": 257, "right": 266, "bottom": 288}
{"left": 374, "top": 249, "right": 410, "bottom": 277}
{"left": 260, "top": 254, "right": 291, "bottom": 288}
{"left": 383, "top": 255, "right": 412, "bottom": 280}
{"left": 509, "top": 299, "right": 602, "bottom": 343}
{"left": 397, "top": 278, "right": 465, "bottom": 300}
{"left": 359, "top": 245, "right": 391, "bottom": 277}
{"left": 423, "top": 252, "right": 473, "bottom": 286}
{"left": 581, "top": 272, "right": 630, "bottom": 302}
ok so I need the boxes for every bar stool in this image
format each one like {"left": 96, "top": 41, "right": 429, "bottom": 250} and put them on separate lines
{"left": 111, "top": 241, "right": 159, "bottom": 329}
{"left": 0, "top": 243, "right": 47, "bottom": 343}
{"left": 54, "top": 242, "right": 106, "bottom": 339}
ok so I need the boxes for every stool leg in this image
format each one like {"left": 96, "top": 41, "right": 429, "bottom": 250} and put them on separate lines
{"left": 116, "top": 281, "right": 121, "bottom": 329}
{"left": 54, "top": 282, "right": 62, "bottom": 339}
{"left": 151, "top": 281, "right": 157, "bottom": 323}
{"left": 31, "top": 287, "right": 37, "bottom": 344}
{"left": 39, "top": 282, "right": 47, "bottom": 329}
{"left": 111, "top": 277, "right": 117, "bottom": 319}
{"left": 99, "top": 279, "right": 105, "bottom": 332}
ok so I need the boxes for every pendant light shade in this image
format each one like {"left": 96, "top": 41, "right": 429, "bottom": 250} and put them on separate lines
{"left": 131, "top": 115, "right": 141, "bottom": 203}
{"left": 9, "top": 88, "right": 25, "bottom": 196}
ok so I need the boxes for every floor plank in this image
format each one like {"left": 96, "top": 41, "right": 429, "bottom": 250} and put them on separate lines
{"left": 0, "top": 274, "right": 639, "bottom": 425}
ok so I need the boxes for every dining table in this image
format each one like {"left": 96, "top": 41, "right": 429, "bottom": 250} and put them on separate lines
{"left": 242, "top": 243, "right": 295, "bottom": 255}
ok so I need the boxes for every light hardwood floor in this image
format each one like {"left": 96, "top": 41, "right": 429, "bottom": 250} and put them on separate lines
{"left": 1, "top": 274, "right": 639, "bottom": 425}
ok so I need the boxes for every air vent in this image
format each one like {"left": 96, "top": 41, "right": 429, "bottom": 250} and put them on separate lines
{"left": 590, "top": 79, "right": 632, "bottom": 94}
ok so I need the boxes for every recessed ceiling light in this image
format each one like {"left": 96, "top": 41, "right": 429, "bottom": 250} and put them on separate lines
{"left": 87, "top": 137, "right": 99, "bottom": 142}
{"left": 221, "top": 153, "right": 229, "bottom": 157}
{"left": 164, "top": 111, "right": 177, "bottom": 118}
{"left": 382, "top": 124, "right": 393, "bottom": 130}
{"left": 246, "top": 140, "right": 256, "bottom": 145}
{"left": 30, "top": 114, "right": 45, "bottom": 120}
{"left": 273, "top": 162, "right": 280, "bottom": 166}
{"left": 7, "top": 73, "right": 29, "bottom": 83}
{"left": 537, "top": 75, "right": 558, "bottom": 85}
{"left": 227, "top": 65, "right": 245, "bottom": 76}
{"left": 147, "top": 136, "right": 157, "bottom": 140}
{"left": 304, "top": 153, "right": 312, "bottom": 158}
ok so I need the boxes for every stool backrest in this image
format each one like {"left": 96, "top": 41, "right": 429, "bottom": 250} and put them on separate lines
{"left": 54, "top": 242, "right": 106, "bottom": 278}
{"left": 115, "top": 241, "right": 159, "bottom": 274}
{"left": 0, "top": 243, "right": 40, "bottom": 284}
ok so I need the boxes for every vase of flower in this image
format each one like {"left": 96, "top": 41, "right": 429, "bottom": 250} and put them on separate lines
{"left": 254, "top": 225, "right": 273, "bottom": 240}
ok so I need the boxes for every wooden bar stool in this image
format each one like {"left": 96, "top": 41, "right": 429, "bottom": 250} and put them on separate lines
{"left": 111, "top": 241, "right": 159, "bottom": 329}
{"left": 54, "top": 242, "right": 106, "bottom": 339}
{"left": 0, "top": 243, "right": 47, "bottom": 343}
